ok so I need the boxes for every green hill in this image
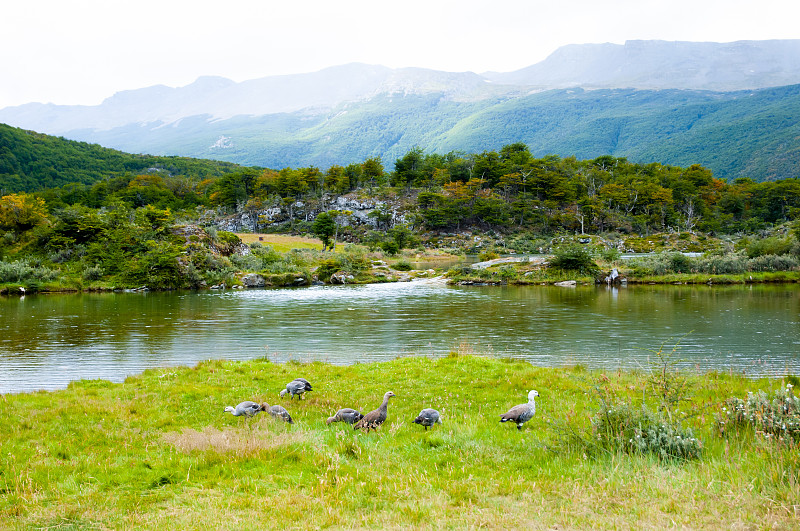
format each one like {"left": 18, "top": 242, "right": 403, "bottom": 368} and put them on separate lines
{"left": 76, "top": 85, "right": 800, "bottom": 182}
{"left": 0, "top": 123, "right": 243, "bottom": 192}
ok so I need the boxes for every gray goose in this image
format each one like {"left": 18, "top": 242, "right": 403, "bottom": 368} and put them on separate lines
{"left": 413, "top": 408, "right": 442, "bottom": 430}
{"left": 353, "top": 391, "right": 395, "bottom": 432}
{"left": 326, "top": 408, "right": 364, "bottom": 425}
{"left": 261, "top": 402, "right": 294, "bottom": 424}
{"left": 223, "top": 401, "right": 263, "bottom": 418}
{"left": 280, "top": 379, "right": 312, "bottom": 400}
{"left": 500, "top": 390, "right": 539, "bottom": 430}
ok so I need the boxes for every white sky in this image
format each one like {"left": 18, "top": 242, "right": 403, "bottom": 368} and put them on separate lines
{"left": 2, "top": 0, "right": 799, "bottom": 109}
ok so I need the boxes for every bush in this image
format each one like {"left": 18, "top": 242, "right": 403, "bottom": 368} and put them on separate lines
{"left": 747, "top": 254, "right": 799, "bottom": 272}
{"left": 394, "top": 260, "right": 412, "bottom": 271}
{"left": 746, "top": 236, "right": 793, "bottom": 258}
{"left": 478, "top": 250, "right": 500, "bottom": 261}
{"left": 497, "top": 264, "right": 517, "bottom": 280}
{"left": 598, "top": 247, "right": 622, "bottom": 262}
{"left": 381, "top": 240, "right": 399, "bottom": 256}
{"left": 0, "top": 260, "right": 60, "bottom": 283}
{"left": 695, "top": 252, "right": 748, "bottom": 274}
{"left": 82, "top": 264, "right": 105, "bottom": 281}
{"left": 589, "top": 401, "right": 702, "bottom": 460}
{"left": 628, "top": 252, "right": 698, "bottom": 275}
{"left": 717, "top": 384, "right": 800, "bottom": 442}
{"left": 548, "top": 243, "right": 599, "bottom": 275}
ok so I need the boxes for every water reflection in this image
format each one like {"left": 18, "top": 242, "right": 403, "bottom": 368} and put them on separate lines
{"left": 1, "top": 282, "right": 798, "bottom": 393}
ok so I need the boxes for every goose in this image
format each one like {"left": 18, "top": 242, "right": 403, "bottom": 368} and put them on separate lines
{"left": 413, "top": 408, "right": 442, "bottom": 430}
{"left": 261, "top": 403, "right": 294, "bottom": 424}
{"left": 292, "top": 378, "right": 313, "bottom": 391}
{"left": 223, "top": 401, "right": 263, "bottom": 418}
{"left": 326, "top": 408, "right": 364, "bottom": 425}
{"left": 353, "top": 391, "right": 395, "bottom": 432}
{"left": 280, "top": 379, "right": 311, "bottom": 400}
{"left": 500, "top": 390, "right": 539, "bottom": 430}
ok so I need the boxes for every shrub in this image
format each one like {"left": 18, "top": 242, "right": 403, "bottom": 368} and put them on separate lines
{"left": 478, "top": 250, "right": 500, "bottom": 261}
{"left": 747, "top": 254, "right": 799, "bottom": 272}
{"left": 668, "top": 252, "right": 694, "bottom": 273}
{"left": 589, "top": 400, "right": 702, "bottom": 460}
{"left": 0, "top": 260, "right": 60, "bottom": 283}
{"left": 628, "top": 252, "right": 698, "bottom": 275}
{"left": 695, "top": 252, "right": 748, "bottom": 274}
{"left": 381, "top": 240, "right": 399, "bottom": 256}
{"left": 497, "top": 264, "right": 517, "bottom": 280}
{"left": 557, "top": 341, "right": 702, "bottom": 461}
{"left": 717, "top": 384, "right": 800, "bottom": 442}
{"left": 746, "top": 236, "right": 793, "bottom": 258}
{"left": 82, "top": 264, "right": 105, "bottom": 282}
{"left": 598, "top": 247, "right": 622, "bottom": 263}
{"left": 548, "top": 243, "right": 599, "bottom": 275}
{"left": 394, "top": 260, "right": 412, "bottom": 271}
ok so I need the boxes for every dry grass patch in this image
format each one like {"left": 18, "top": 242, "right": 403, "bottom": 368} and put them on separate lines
{"left": 163, "top": 425, "right": 312, "bottom": 454}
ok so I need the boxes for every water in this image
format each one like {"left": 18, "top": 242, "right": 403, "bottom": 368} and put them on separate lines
{"left": 1, "top": 281, "right": 799, "bottom": 393}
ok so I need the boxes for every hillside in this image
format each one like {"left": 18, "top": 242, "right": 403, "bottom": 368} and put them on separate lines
{"left": 30, "top": 84, "right": 800, "bottom": 182}
{"left": 0, "top": 123, "right": 243, "bottom": 192}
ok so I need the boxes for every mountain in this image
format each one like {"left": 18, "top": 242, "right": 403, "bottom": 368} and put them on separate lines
{"left": 1, "top": 40, "right": 800, "bottom": 182}
{"left": 485, "top": 40, "right": 800, "bottom": 91}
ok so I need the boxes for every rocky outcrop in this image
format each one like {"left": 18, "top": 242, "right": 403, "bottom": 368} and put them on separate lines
{"left": 213, "top": 193, "right": 408, "bottom": 232}
{"left": 240, "top": 273, "right": 266, "bottom": 287}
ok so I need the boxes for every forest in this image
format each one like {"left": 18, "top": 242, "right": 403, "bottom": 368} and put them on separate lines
{"left": 2, "top": 122, "right": 800, "bottom": 291}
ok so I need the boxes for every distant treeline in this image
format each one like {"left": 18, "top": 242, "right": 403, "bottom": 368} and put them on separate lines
{"left": 2, "top": 121, "right": 800, "bottom": 236}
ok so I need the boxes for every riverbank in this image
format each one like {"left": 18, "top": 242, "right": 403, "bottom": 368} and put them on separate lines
{"left": 2, "top": 355, "right": 797, "bottom": 529}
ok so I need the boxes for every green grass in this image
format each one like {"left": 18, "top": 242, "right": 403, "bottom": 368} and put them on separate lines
{"left": 1, "top": 355, "right": 798, "bottom": 529}
{"left": 235, "top": 233, "right": 324, "bottom": 253}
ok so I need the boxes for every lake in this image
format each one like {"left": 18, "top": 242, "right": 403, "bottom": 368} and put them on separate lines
{"left": 1, "top": 281, "right": 798, "bottom": 393}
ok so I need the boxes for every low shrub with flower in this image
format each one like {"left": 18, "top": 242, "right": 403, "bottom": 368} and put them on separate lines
{"left": 717, "top": 383, "right": 800, "bottom": 442}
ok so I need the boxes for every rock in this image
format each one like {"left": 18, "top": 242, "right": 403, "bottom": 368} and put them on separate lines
{"left": 554, "top": 280, "right": 577, "bottom": 287}
{"left": 330, "top": 271, "right": 348, "bottom": 284}
{"left": 241, "top": 273, "right": 266, "bottom": 287}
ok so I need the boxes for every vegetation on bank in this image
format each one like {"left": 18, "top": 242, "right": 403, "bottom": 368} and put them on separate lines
{"left": 2, "top": 124, "right": 800, "bottom": 292}
{"left": 1, "top": 353, "right": 797, "bottom": 529}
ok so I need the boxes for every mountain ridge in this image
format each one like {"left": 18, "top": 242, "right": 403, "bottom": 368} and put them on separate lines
{"left": 1, "top": 39, "right": 799, "bottom": 182}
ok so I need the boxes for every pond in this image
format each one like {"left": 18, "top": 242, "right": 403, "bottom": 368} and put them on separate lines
{"left": 1, "top": 281, "right": 798, "bottom": 393}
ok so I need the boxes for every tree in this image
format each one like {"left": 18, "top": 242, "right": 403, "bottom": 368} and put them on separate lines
{"left": 312, "top": 211, "right": 336, "bottom": 251}
{"left": 0, "top": 193, "right": 49, "bottom": 233}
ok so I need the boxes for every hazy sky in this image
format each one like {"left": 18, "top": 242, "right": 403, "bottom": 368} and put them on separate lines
{"left": 2, "top": 0, "right": 799, "bottom": 109}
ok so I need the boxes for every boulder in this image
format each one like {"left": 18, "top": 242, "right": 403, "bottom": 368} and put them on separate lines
{"left": 554, "top": 280, "right": 577, "bottom": 287}
{"left": 241, "top": 273, "right": 266, "bottom": 288}
{"left": 330, "top": 271, "right": 348, "bottom": 284}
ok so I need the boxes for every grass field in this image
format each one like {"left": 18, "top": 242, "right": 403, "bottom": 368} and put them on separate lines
{"left": 1, "top": 354, "right": 798, "bottom": 529}
{"left": 235, "top": 233, "right": 324, "bottom": 252}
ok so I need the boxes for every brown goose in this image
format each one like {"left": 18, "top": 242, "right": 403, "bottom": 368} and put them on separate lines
{"left": 326, "top": 408, "right": 364, "bottom": 425}
{"left": 353, "top": 391, "right": 395, "bottom": 432}
{"left": 500, "top": 390, "right": 539, "bottom": 430}
{"left": 260, "top": 402, "right": 294, "bottom": 424}
{"left": 413, "top": 408, "right": 442, "bottom": 430}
